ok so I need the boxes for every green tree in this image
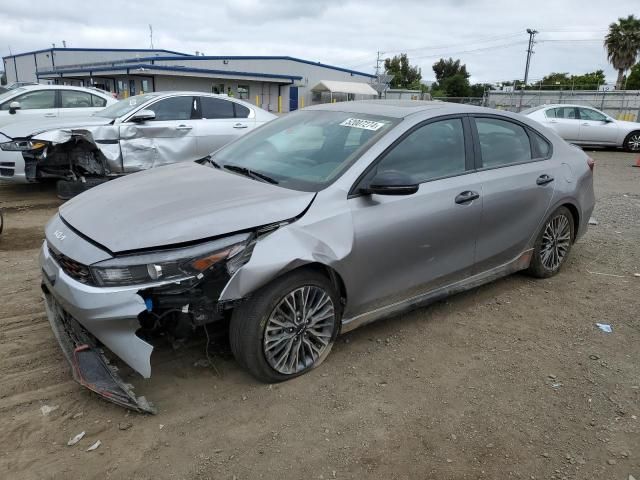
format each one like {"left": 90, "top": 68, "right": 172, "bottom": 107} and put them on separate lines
{"left": 627, "top": 63, "right": 640, "bottom": 89}
{"left": 530, "top": 71, "right": 606, "bottom": 90}
{"left": 431, "top": 58, "right": 471, "bottom": 97}
{"left": 604, "top": 14, "right": 640, "bottom": 89}
{"left": 383, "top": 54, "right": 422, "bottom": 89}
{"left": 432, "top": 58, "right": 469, "bottom": 82}
{"left": 470, "top": 83, "right": 492, "bottom": 97}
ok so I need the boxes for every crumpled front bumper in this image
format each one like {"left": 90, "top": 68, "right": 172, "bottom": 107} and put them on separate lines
{"left": 0, "top": 149, "right": 28, "bottom": 183}
{"left": 40, "top": 242, "right": 156, "bottom": 413}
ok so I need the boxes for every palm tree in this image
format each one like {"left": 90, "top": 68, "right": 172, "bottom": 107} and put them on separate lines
{"left": 604, "top": 15, "right": 640, "bottom": 90}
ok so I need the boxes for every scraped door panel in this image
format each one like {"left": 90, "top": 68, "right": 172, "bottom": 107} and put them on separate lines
{"left": 119, "top": 96, "right": 198, "bottom": 172}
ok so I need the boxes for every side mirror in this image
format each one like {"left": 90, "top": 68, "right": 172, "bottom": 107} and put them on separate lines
{"left": 604, "top": 118, "right": 614, "bottom": 123}
{"left": 8, "top": 101, "right": 20, "bottom": 114}
{"left": 360, "top": 170, "right": 419, "bottom": 196}
{"left": 130, "top": 109, "right": 156, "bottom": 123}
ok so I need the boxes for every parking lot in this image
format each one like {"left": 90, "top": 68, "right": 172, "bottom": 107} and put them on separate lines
{"left": 0, "top": 150, "right": 638, "bottom": 479}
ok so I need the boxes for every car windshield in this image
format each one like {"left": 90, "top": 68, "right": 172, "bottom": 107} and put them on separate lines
{"left": 211, "top": 110, "right": 398, "bottom": 192}
{"left": 0, "top": 87, "right": 25, "bottom": 103}
{"left": 93, "top": 94, "right": 157, "bottom": 119}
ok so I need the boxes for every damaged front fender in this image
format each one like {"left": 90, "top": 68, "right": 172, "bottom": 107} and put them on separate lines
{"left": 219, "top": 203, "right": 355, "bottom": 304}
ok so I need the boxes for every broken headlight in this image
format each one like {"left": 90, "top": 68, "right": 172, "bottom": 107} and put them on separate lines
{"left": 90, "top": 233, "right": 254, "bottom": 287}
{"left": 0, "top": 140, "right": 46, "bottom": 151}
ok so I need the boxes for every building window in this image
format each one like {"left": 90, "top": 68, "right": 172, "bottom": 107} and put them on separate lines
{"left": 141, "top": 79, "right": 150, "bottom": 94}
{"left": 237, "top": 85, "right": 249, "bottom": 100}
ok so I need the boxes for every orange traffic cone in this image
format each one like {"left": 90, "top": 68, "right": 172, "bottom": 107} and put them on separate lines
{"left": 634, "top": 155, "right": 640, "bottom": 168}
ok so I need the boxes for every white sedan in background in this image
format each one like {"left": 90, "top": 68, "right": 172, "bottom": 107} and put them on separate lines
{"left": 523, "top": 104, "right": 640, "bottom": 151}
{"left": 0, "top": 84, "right": 117, "bottom": 127}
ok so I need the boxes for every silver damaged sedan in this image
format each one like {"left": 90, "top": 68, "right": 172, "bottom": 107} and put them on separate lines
{"left": 40, "top": 101, "right": 595, "bottom": 412}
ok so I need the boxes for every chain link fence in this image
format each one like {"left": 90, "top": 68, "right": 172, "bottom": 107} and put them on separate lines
{"left": 434, "top": 90, "right": 640, "bottom": 121}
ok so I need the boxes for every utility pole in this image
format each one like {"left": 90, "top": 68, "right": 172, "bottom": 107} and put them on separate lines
{"left": 518, "top": 28, "right": 538, "bottom": 111}
{"left": 375, "top": 51, "right": 383, "bottom": 77}
{"left": 149, "top": 24, "right": 154, "bottom": 49}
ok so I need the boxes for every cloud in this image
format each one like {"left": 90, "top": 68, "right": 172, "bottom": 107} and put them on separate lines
{"left": 0, "top": 0, "right": 635, "bottom": 84}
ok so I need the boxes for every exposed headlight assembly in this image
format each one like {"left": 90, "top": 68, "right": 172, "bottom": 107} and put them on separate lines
{"left": 90, "top": 233, "right": 255, "bottom": 287}
{"left": 0, "top": 140, "right": 47, "bottom": 151}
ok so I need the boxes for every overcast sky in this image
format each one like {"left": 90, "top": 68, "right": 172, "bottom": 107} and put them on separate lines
{"left": 0, "top": 0, "right": 637, "bottom": 84}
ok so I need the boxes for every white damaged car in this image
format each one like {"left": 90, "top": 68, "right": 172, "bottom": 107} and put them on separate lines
{"left": 0, "top": 91, "right": 275, "bottom": 197}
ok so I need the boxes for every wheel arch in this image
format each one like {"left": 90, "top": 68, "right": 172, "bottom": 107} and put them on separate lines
{"left": 560, "top": 202, "right": 580, "bottom": 242}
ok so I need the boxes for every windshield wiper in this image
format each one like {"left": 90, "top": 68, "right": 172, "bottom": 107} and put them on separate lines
{"left": 223, "top": 164, "right": 279, "bottom": 184}
{"left": 202, "top": 155, "right": 221, "bottom": 168}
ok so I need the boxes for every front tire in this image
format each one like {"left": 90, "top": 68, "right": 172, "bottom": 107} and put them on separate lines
{"left": 229, "top": 269, "right": 341, "bottom": 383}
{"left": 623, "top": 131, "right": 640, "bottom": 152}
{"left": 527, "top": 206, "right": 575, "bottom": 278}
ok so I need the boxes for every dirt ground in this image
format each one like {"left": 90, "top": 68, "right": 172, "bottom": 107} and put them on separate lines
{"left": 0, "top": 151, "right": 638, "bottom": 480}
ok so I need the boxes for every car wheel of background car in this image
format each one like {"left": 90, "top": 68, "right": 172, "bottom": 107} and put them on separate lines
{"left": 56, "top": 178, "right": 110, "bottom": 200}
{"left": 229, "top": 268, "right": 341, "bottom": 383}
{"left": 623, "top": 131, "right": 640, "bottom": 152}
{"left": 527, "top": 206, "right": 575, "bottom": 278}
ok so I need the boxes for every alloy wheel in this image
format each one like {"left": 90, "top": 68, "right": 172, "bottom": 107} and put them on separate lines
{"left": 627, "top": 133, "right": 640, "bottom": 151}
{"left": 263, "top": 285, "right": 335, "bottom": 375}
{"left": 540, "top": 214, "right": 571, "bottom": 271}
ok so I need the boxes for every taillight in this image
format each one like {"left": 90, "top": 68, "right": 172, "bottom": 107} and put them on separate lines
{"left": 587, "top": 157, "right": 595, "bottom": 171}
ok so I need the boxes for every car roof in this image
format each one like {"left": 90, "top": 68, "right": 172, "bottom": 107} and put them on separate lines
{"left": 304, "top": 99, "right": 527, "bottom": 120}
{"left": 12, "top": 84, "right": 113, "bottom": 97}
{"left": 532, "top": 104, "right": 601, "bottom": 109}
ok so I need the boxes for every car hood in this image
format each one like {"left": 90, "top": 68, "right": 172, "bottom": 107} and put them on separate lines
{"left": 0, "top": 116, "right": 113, "bottom": 139}
{"left": 59, "top": 162, "right": 316, "bottom": 253}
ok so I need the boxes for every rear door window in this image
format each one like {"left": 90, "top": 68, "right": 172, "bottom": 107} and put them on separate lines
{"left": 147, "top": 96, "right": 194, "bottom": 121}
{"left": 91, "top": 94, "right": 107, "bottom": 107}
{"left": 200, "top": 97, "right": 235, "bottom": 119}
{"left": 61, "top": 90, "right": 93, "bottom": 108}
{"left": 475, "top": 117, "right": 532, "bottom": 168}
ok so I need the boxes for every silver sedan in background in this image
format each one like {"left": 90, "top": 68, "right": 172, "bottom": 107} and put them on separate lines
{"left": 0, "top": 91, "right": 276, "bottom": 196}
{"left": 523, "top": 103, "right": 640, "bottom": 151}
{"left": 40, "top": 101, "right": 595, "bottom": 412}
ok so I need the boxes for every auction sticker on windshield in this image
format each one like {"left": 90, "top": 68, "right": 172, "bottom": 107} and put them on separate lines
{"left": 339, "top": 118, "right": 386, "bottom": 131}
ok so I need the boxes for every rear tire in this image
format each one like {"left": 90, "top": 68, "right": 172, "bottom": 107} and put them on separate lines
{"left": 623, "top": 131, "right": 640, "bottom": 152}
{"left": 527, "top": 206, "right": 575, "bottom": 278}
{"left": 229, "top": 269, "right": 341, "bottom": 383}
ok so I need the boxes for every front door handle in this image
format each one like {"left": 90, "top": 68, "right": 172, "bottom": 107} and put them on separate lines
{"left": 536, "top": 174, "right": 554, "bottom": 186}
{"left": 455, "top": 191, "right": 480, "bottom": 204}
{"left": 44, "top": 113, "right": 56, "bottom": 117}
{"left": 176, "top": 125, "right": 193, "bottom": 131}
{"left": 549, "top": 120, "right": 558, "bottom": 123}
{"left": 581, "top": 122, "right": 590, "bottom": 126}
{"left": 233, "top": 123, "right": 248, "bottom": 129}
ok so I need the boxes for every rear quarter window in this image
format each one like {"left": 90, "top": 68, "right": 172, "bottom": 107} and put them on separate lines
{"left": 530, "top": 130, "right": 552, "bottom": 159}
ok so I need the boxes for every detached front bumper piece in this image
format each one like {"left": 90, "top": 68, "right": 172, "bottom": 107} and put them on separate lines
{"left": 42, "top": 288, "right": 156, "bottom": 414}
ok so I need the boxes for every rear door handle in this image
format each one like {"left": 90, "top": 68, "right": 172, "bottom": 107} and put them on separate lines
{"left": 44, "top": 113, "right": 56, "bottom": 118}
{"left": 549, "top": 120, "right": 558, "bottom": 123}
{"left": 455, "top": 191, "right": 480, "bottom": 204}
{"left": 581, "top": 123, "right": 590, "bottom": 126}
{"left": 176, "top": 125, "right": 193, "bottom": 131}
{"left": 233, "top": 123, "right": 248, "bottom": 129}
{"left": 536, "top": 174, "right": 554, "bottom": 186}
